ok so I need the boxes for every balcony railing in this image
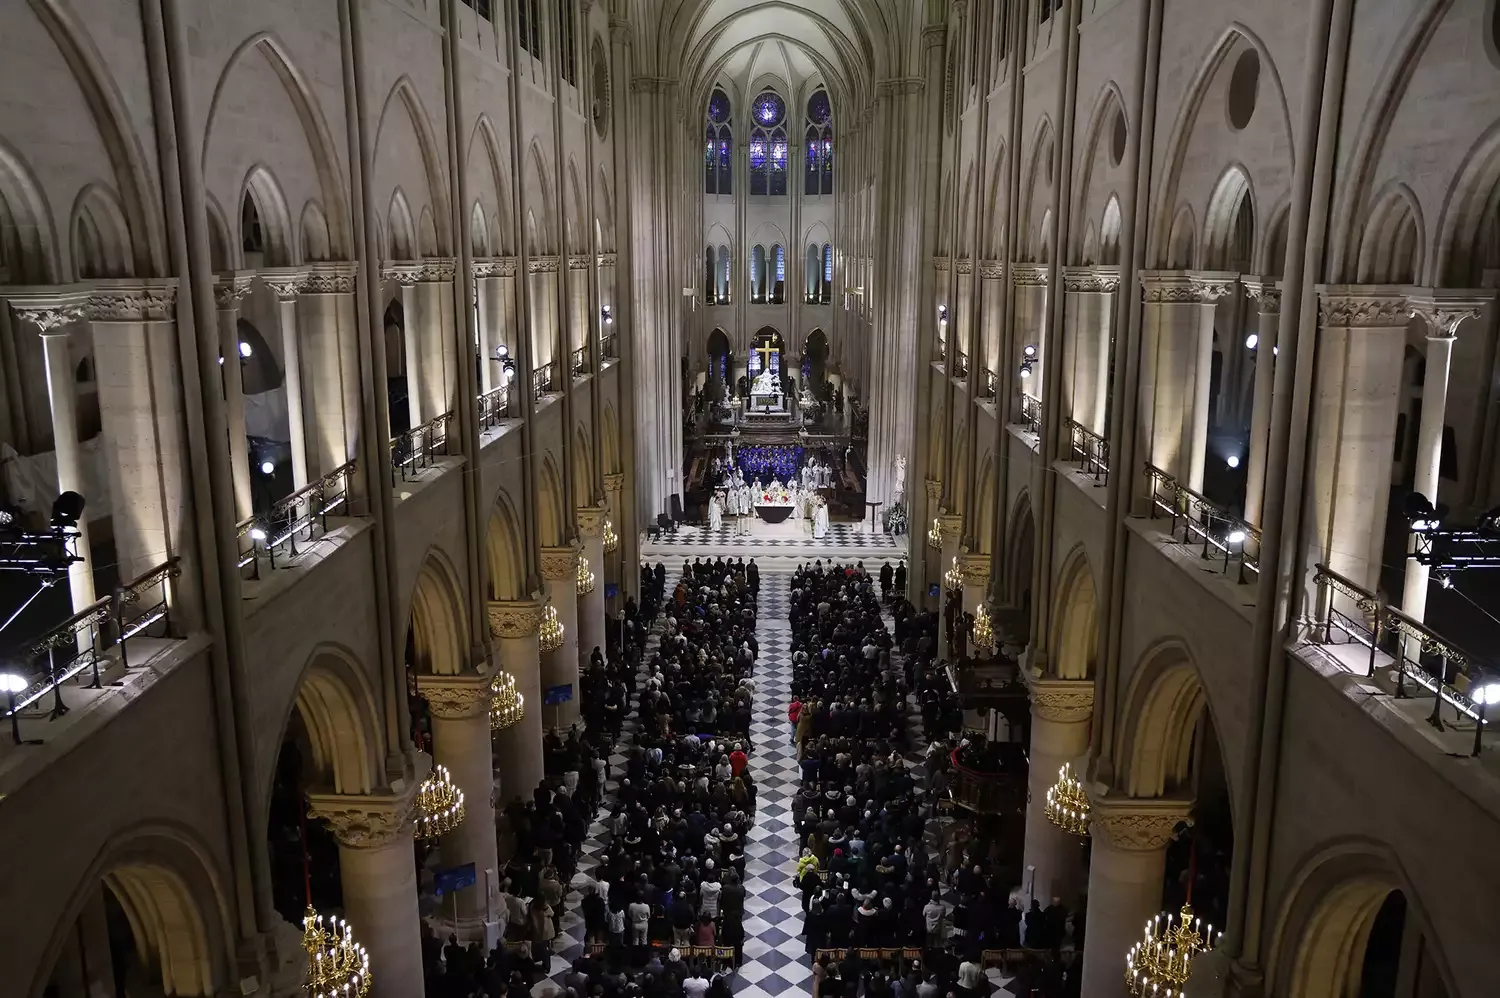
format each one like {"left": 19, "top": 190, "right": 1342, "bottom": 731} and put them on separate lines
{"left": 1019, "top": 392, "right": 1041, "bottom": 435}
{"left": 570, "top": 346, "right": 589, "bottom": 380}
{"left": 948, "top": 749, "right": 1028, "bottom": 815}
{"left": 936, "top": 338, "right": 947, "bottom": 365}
{"left": 1313, "top": 564, "right": 1498, "bottom": 754}
{"left": 532, "top": 363, "right": 553, "bottom": 401}
{"left": 1066, "top": 419, "right": 1110, "bottom": 484}
{"left": 390, "top": 413, "right": 451, "bottom": 481}
{"left": 953, "top": 350, "right": 969, "bottom": 378}
{"left": 980, "top": 368, "right": 997, "bottom": 399}
{"left": 478, "top": 383, "right": 511, "bottom": 430}
{"left": 600, "top": 333, "right": 618, "bottom": 360}
{"left": 236, "top": 460, "right": 358, "bottom": 577}
{"left": 4, "top": 557, "right": 182, "bottom": 723}
{"left": 1145, "top": 464, "right": 1260, "bottom": 583}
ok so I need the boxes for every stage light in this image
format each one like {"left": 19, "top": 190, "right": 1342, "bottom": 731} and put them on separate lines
{"left": 1227, "top": 529, "right": 1246, "bottom": 544}
{"left": 239, "top": 340, "right": 253, "bottom": 358}
{"left": 261, "top": 461, "right": 276, "bottom": 475}
{"left": 51, "top": 492, "right": 85, "bottom": 528}
{"left": 1245, "top": 333, "right": 1258, "bottom": 350}
{"left": 1023, "top": 344, "right": 1038, "bottom": 358}
{"left": 1226, "top": 455, "right": 1240, "bottom": 469}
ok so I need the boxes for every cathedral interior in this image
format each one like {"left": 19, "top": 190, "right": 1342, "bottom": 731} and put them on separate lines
{"left": 1, "top": 1, "right": 1500, "bottom": 997}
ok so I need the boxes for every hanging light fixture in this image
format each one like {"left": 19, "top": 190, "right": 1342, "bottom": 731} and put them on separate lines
{"left": 1126, "top": 904, "right": 1219, "bottom": 997}
{"left": 927, "top": 517, "right": 943, "bottom": 550}
{"left": 1044, "top": 763, "right": 1090, "bottom": 836}
{"left": 602, "top": 518, "right": 619, "bottom": 553}
{"left": 539, "top": 604, "right": 565, "bottom": 652}
{"left": 490, "top": 671, "right": 525, "bottom": 730}
{"left": 301, "top": 907, "right": 371, "bottom": 998}
{"left": 943, "top": 556, "right": 963, "bottom": 593}
{"left": 576, "top": 555, "right": 596, "bottom": 596}
{"left": 413, "top": 764, "right": 466, "bottom": 840}
{"left": 972, "top": 603, "right": 995, "bottom": 653}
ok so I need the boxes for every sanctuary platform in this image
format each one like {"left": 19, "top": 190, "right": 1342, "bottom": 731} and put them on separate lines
{"left": 641, "top": 518, "right": 906, "bottom": 567}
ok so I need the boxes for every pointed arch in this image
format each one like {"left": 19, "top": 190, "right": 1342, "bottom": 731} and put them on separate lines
{"left": 1022, "top": 117, "right": 1056, "bottom": 263}
{"left": 279, "top": 645, "right": 385, "bottom": 798}
{"left": 537, "top": 452, "right": 567, "bottom": 547}
{"left": 1168, "top": 204, "right": 1197, "bottom": 269}
{"left": 1431, "top": 118, "right": 1500, "bottom": 284}
{"left": 1099, "top": 194, "right": 1123, "bottom": 265}
{"left": 984, "top": 145, "right": 1009, "bottom": 259}
{"left": 0, "top": 136, "right": 60, "bottom": 283}
{"left": 301, "top": 200, "right": 332, "bottom": 261}
{"left": 594, "top": 165, "right": 615, "bottom": 251}
{"left": 406, "top": 549, "right": 468, "bottom": 676}
{"left": 373, "top": 76, "right": 452, "bottom": 255}
{"left": 566, "top": 157, "right": 587, "bottom": 254}
{"left": 69, "top": 183, "right": 133, "bottom": 279}
{"left": 1049, "top": 547, "right": 1099, "bottom": 680}
{"left": 573, "top": 423, "right": 595, "bottom": 509}
{"left": 601, "top": 403, "right": 621, "bottom": 476}
{"left": 1071, "top": 80, "right": 1130, "bottom": 262}
{"left": 522, "top": 140, "right": 557, "bottom": 254}
{"left": 1357, "top": 182, "right": 1424, "bottom": 284}
{"left": 486, "top": 489, "right": 527, "bottom": 601}
{"left": 1116, "top": 640, "right": 1218, "bottom": 800}
{"left": 470, "top": 201, "right": 490, "bottom": 256}
{"left": 1003, "top": 488, "right": 1036, "bottom": 614}
{"left": 468, "top": 115, "right": 515, "bottom": 255}
{"left": 1203, "top": 163, "right": 1255, "bottom": 271}
{"left": 387, "top": 189, "right": 416, "bottom": 261}
{"left": 240, "top": 164, "right": 294, "bottom": 266}
{"left": 975, "top": 453, "right": 997, "bottom": 555}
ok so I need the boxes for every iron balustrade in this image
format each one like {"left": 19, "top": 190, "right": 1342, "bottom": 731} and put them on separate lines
{"left": 954, "top": 350, "right": 970, "bottom": 378}
{"left": 936, "top": 337, "right": 947, "bottom": 365}
{"left": 570, "top": 346, "right": 589, "bottom": 380}
{"left": 478, "top": 383, "right": 512, "bottom": 430}
{"left": 6, "top": 596, "right": 113, "bottom": 720}
{"left": 390, "top": 413, "right": 451, "bottom": 481}
{"left": 1019, "top": 392, "right": 1042, "bottom": 435}
{"left": 1313, "top": 563, "right": 1497, "bottom": 754}
{"left": 1144, "top": 464, "right": 1260, "bottom": 583}
{"left": 1066, "top": 419, "right": 1110, "bottom": 484}
{"left": 981, "top": 368, "right": 998, "bottom": 399}
{"left": 600, "top": 333, "right": 618, "bottom": 360}
{"left": 114, "top": 558, "right": 181, "bottom": 670}
{"left": 531, "top": 363, "right": 553, "bottom": 400}
{"left": 236, "top": 460, "right": 357, "bottom": 578}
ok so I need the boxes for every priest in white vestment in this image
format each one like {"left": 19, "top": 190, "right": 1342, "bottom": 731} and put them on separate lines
{"left": 709, "top": 492, "right": 724, "bottom": 531}
{"left": 813, "top": 496, "right": 831, "bottom": 538}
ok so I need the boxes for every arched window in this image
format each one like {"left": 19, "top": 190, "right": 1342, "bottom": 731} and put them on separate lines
{"left": 805, "top": 245, "right": 820, "bottom": 302}
{"left": 705, "top": 88, "right": 732, "bottom": 195}
{"left": 518, "top": 0, "right": 541, "bottom": 59}
{"left": 771, "top": 244, "right": 785, "bottom": 303}
{"left": 751, "top": 245, "right": 767, "bottom": 302}
{"left": 749, "top": 90, "right": 787, "bottom": 196}
{"left": 804, "top": 88, "right": 833, "bottom": 196}
{"left": 717, "top": 244, "right": 731, "bottom": 303}
{"left": 704, "top": 246, "right": 717, "bottom": 303}
{"left": 822, "top": 243, "right": 833, "bottom": 303}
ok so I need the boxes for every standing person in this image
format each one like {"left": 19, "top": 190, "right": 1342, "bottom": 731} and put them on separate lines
{"left": 880, "top": 560, "right": 894, "bottom": 602}
{"left": 628, "top": 897, "right": 651, "bottom": 946}
{"left": 788, "top": 697, "right": 803, "bottom": 745}
{"left": 893, "top": 560, "right": 907, "bottom": 599}
{"left": 747, "top": 558, "right": 760, "bottom": 604}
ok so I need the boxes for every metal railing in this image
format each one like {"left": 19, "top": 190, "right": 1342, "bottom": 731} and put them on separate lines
{"left": 532, "top": 363, "right": 553, "bottom": 400}
{"left": 478, "top": 383, "right": 512, "bottom": 430}
{"left": 936, "top": 338, "right": 947, "bottom": 365}
{"left": 1313, "top": 564, "right": 1498, "bottom": 753}
{"left": 1019, "top": 392, "right": 1042, "bottom": 435}
{"left": 391, "top": 413, "right": 451, "bottom": 480}
{"left": 236, "top": 460, "right": 357, "bottom": 577}
{"left": 980, "top": 368, "right": 997, "bottom": 399}
{"left": 600, "top": 333, "right": 618, "bottom": 360}
{"left": 115, "top": 558, "right": 181, "bottom": 669}
{"left": 953, "top": 350, "right": 969, "bottom": 378}
{"left": 570, "top": 346, "right": 589, "bottom": 380}
{"left": 1145, "top": 464, "right": 1260, "bottom": 583}
{"left": 1066, "top": 419, "right": 1110, "bottom": 484}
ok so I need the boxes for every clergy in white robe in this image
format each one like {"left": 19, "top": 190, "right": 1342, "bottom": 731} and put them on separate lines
{"left": 813, "top": 497, "right": 831, "bottom": 538}
{"left": 709, "top": 492, "right": 724, "bottom": 531}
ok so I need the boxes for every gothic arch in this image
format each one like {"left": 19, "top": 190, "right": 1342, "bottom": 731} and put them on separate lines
{"left": 523, "top": 140, "right": 557, "bottom": 254}
{"left": 1070, "top": 81, "right": 1129, "bottom": 262}
{"left": 1099, "top": 194, "right": 1123, "bottom": 265}
{"left": 387, "top": 188, "right": 417, "bottom": 261}
{"left": 1356, "top": 182, "right": 1424, "bottom": 284}
{"left": 201, "top": 32, "right": 352, "bottom": 260}
{"left": 957, "top": 162, "right": 976, "bottom": 258}
{"left": 301, "top": 200, "right": 331, "bottom": 261}
{"left": 1049, "top": 547, "right": 1098, "bottom": 681}
{"left": 1202, "top": 163, "right": 1255, "bottom": 271}
{"left": 594, "top": 165, "right": 615, "bottom": 251}
{"left": 1432, "top": 116, "right": 1500, "bottom": 284}
{"left": 1167, "top": 204, "right": 1197, "bottom": 269}
{"left": 468, "top": 115, "right": 514, "bottom": 255}
{"left": 974, "top": 454, "right": 997, "bottom": 555}
{"left": 470, "top": 201, "right": 490, "bottom": 256}
{"left": 0, "top": 135, "right": 60, "bottom": 282}
{"left": 537, "top": 452, "right": 567, "bottom": 547}
{"left": 274, "top": 645, "right": 385, "bottom": 799}
{"left": 68, "top": 182, "right": 133, "bottom": 279}
{"left": 203, "top": 194, "right": 232, "bottom": 272}
{"left": 566, "top": 157, "right": 587, "bottom": 254}
{"left": 601, "top": 403, "right": 621, "bottom": 475}
{"left": 240, "top": 164, "right": 295, "bottom": 266}
{"left": 373, "top": 77, "right": 452, "bottom": 255}
{"left": 1021, "top": 117, "right": 1055, "bottom": 263}
{"left": 1003, "top": 489, "right": 1035, "bottom": 614}
{"left": 1115, "top": 640, "right": 1226, "bottom": 804}
{"left": 1267, "top": 839, "right": 1457, "bottom": 998}
{"left": 983, "top": 144, "right": 1009, "bottom": 259}
{"left": 486, "top": 489, "right": 528, "bottom": 601}
{"left": 34, "top": 824, "right": 233, "bottom": 998}
{"left": 573, "top": 424, "right": 595, "bottom": 509}
{"left": 405, "top": 549, "right": 468, "bottom": 676}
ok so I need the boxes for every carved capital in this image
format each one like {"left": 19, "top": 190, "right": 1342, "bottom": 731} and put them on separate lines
{"left": 576, "top": 506, "right": 607, "bottom": 538}
{"left": 84, "top": 279, "right": 179, "bottom": 322}
{"left": 529, "top": 256, "right": 560, "bottom": 274}
{"left": 603, "top": 472, "right": 625, "bottom": 494}
{"left": 418, "top": 672, "right": 496, "bottom": 720}
{"left": 933, "top": 255, "right": 950, "bottom": 273}
{"left": 1012, "top": 264, "right": 1049, "bottom": 287}
{"left": 1188, "top": 271, "right": 1238, "bottom": 301}
{"left": 488, "top": 599, "right": 545, "bottom": 639}
{"left": 1241, "top": 277, "right": 1282, "bottom": 313}
{"left": 978, "top": 259, "right": 1004, "bottom": 280}
{"left": 1087, "top": 793, "right": 1193, "bottom": 852}
{"left": 1026, "top": 676, "right": 1095, "bottom": 723}
{"left": 959, "top": 552, "right": 991, "bottom": 587}
{"left": 939, "top": 513, "right": 965, "bottom": 537}
{"left": 306, "top": 789, "right": 419, "bottom": 849}
{"left": 598, "top": 253, "right": 617, "bottom": 268}
{"left": 1315, "top": 285, "right": 1411, "bottom": 328}
{"left": 472, "top": 258, "right": 499, "bottom": 279}
{"left": 925, "top": 478, "right": 943, "bottom": 503}
{"left": 540, "top": 544, "right": 580, "bottom": 581}
{"left": 956, "top": 258, "right": 973, "bottom": 275}
{"left": 4, "top": 286, "right": 89, "bottom": 333}
{"left": 1406, "top": 288, "right": 1493, "bottom": 338}
{"left": 1062, "top": 266, "right": 1121, "bottom": 294}
{"left": 567, "top": 255, "right": 591, "bottom": 271}
{"left": 304, "top": 262, "right": 358, "bottom": 294}
{"left": 213, "top": 271, "right": 255, "bottom": 310}
{"left": 1139, "top": 271, "right": 1197, "bottom": 303}
{"left": 382, "top": 263, "right": 422, "bottom": 287}
{"left": 259, "top": 267, "right": 309, "bottom": 301}
{"left": 418, "top": 258, "right": 457, "bottom": 283}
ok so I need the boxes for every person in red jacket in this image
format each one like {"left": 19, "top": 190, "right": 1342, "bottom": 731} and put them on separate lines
{"left": 788, "top": 698, "right": 802, "bottom": 745}
{"left": 729, "top": 742, "right": 748, "bottom": 777}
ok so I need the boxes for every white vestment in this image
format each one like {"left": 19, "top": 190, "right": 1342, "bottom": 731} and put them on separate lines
{"left": 709, "top": 495, "right": 723, "bottom": 530}
{"left": 814, "top": 501, "right": 831, "bottom": 538}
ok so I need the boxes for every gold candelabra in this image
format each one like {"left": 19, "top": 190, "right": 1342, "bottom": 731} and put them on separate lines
{"left": 576, "top": 555, "right": 596, "bottom": 596}
{"left": 301, "top": 906, "right": 371, "bottom": 998}
{"left": 1045, "top": 763, "right": 1090, "bottom": 836}
{"left": 602, "top": 518, "right": 619, "bottom": 553}
{"left": 413, "top": 764, "right": 466, "bottom": 840}
{"left": 943, "top": 556, "right": 963, "bottom": 593}
{"left": 539, "top": 604, "right": 565, "bottom": 652}
{"left": 489, "top": 671, "right": 525, "bottom": 730}
{"left": 1126, "top": 903, "right": 1219, "bottom": 997}
{"left": 972, "top": 603, "right": 995, "bottom": 653}
{"left": 927, "top": 517, "right": 943, "bottom": 549}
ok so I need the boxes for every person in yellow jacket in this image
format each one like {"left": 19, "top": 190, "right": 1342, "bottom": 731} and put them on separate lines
{"left": 795, "top": 846, "right": 821, "bottom": 881}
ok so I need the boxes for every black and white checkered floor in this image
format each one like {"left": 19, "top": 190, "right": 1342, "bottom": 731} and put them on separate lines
{"left": 647, "top": 521, "right": 905, "bottom": 550}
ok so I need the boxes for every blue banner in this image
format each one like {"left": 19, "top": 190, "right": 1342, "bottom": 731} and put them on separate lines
{"left": 434, "top": 863, "right": 477, "bottom": 895}
{"left": 544, "top": 684, "right": 574, "bottom": 705}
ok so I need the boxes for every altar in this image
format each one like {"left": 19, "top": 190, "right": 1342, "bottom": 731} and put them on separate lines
{"left": 752, "top": 481, "right": 797, "bottom": 523}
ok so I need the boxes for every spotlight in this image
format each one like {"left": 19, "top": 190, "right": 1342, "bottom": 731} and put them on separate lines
{"left": 1226, "top": 455, "right": 1240, "bottom": 469}
{"left": 504, "top": 366, "right": 516, "bottom": 383}
{"left": 260, "top": 460, "right": 276, "bottom": 475}
{"left": 1023, "top": 344, "right": 1038, "bottom": 358}
{"left": 218, "top": 355, "right": 226, "bottom": 366}
{"left": 1245, "top": 333, "right": 1258, "bottom": 350}
{"left": 249, "top": 527, "right": 267, "bottom": 542}
{"left": 239, "top": 340, "right": 253, "bottom": 359}
{"left": 1438, "top": 574, "right": 1453, "bottom": 589}
{"left": 497, "top": 343, "right": 509, "bottom": 359}
{"left": 1403, "top": 492, "right": 1448, "bottom": 533}
{"left": 1227, "top": 529, "right": 1247, "bottom": 544}
{"left": 601, "top": 305, "right": 613, "bottom": 325}
{"left": 1019, "top": 364, "right": 1033, "bottom": 380}
{"left": 1273, "top": 346, "right": 1279, "bottom": 356}
{"left": 1473, "top": 683, "right": 1500, "bottom": 706}
{"left": 51, "top": 491, "right": 86, "bottom": 529}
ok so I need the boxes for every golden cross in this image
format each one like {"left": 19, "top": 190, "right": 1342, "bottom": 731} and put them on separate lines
{"left": 755, "top": 340, "right": 777, "bottom": 375}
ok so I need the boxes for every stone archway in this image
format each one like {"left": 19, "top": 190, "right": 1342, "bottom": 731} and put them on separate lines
{"left": 1049, "top": 547, "right": 1098, "bottom": 680}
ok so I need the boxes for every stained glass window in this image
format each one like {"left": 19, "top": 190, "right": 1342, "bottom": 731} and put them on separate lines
{"left": 708, "top": 89, "right": 730, "bottom": 123}
{"left": 772, "top": 245, "right": 785, "bottom": 303}
{"left": 753, "top": 91, "right": 785, "bottom": 126}
{"left": 750, "top": 89, "right": 786, "bottom": 195}
{"left": 808, "top": 89, "right": 831, "bottom": 125}
{"left": 805, "top": 89, "right": 834, "bottom": 195}
{"left": 770, "top": 131, "right": 787, "bottom": 196}
{"left": 705, "top": 88, "right": 732, "bottom": 195}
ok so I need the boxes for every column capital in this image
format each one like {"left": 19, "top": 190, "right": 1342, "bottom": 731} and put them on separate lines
{"left": 304, "top": 261, "right": 359, "bottom": 294}
{"left": 977, "top": 259, "right": 1004, "bottom": 280}
{"left": 1, "top": 285, "right": 91, "bottom": 332}
{"left": 1314, "top": 284, "right": 1411, "bottom": 328}
{"left": 1061, "top": 266, "right": 1121, "bottom": 294}
{"left": 1024, "top": 675, "right": 1095, "bottom": 722}
{"left": 603, "top": 472, "right": 625, "bottom": 493}
{"left": 1187, "top": 271, "right": 1239, "bottom": 300}
{"left": 1012, "top": 264, "right": 1049, "bottom": 288}
{"left": 213, "top": 270, "right": 255, "bottom": 310}
{"left": 939, "top": 512, "right": 965, "bottom": 536}
{"left": 540, "top": 544, "right": 581, "bottom": 581}
{"left": 83, "top": 279, "right": 179, "bottom": 323}
{"left": 567, "top": 254, "right": 591, "bottom": 271}
{"left": 528, "top": 255, "right": 561, "bottom": 274}
{"left": 925, "top": 478, "right": 944, "bottom": 503}
{"left": 1138, "top": 271, "right": 1197, "bottom": 302}
{"left": 598, "top": 253, "right": 618, "bottom": 268}
{"left": 417, "top": 258, "right": 457, "bottom": 283}
{"left": 1406, "top": 287, "right": 1494, "bottom": 338}
{"left": 1086, "top": 793, "right": 1194, "bottom": 852}
{"left": 1240, "top": 276, "right": 1282, "bottom": 313}
{"left": 382, "top": 262, "right": 423, "bottom": 286}
{"left": 417, "top": 672, "right": 496, "bottom": 720}
{"left": 259, "top": 266, "right": 310, "bottom": 301}
{"left": 472, "top": 257, "right": 501, "bottom": 279}
{"left": 306, "top": 784, "right": 421, "bottom": 849}
{"left": 488, "top": 599, "right": 545, "bottom": 639}
{"left": 576, "top": 505, "right": 607, "bottom": 537}
{"left": 959, "top": 551, "right": 991, "bottom": 586}
{"left": 494, "top": 256, "right": 518, "bottom": 277}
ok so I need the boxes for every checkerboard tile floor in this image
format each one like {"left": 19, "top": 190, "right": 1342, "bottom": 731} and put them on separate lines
{"left": 650, "top": 521, "right": 904, "bottom": 550}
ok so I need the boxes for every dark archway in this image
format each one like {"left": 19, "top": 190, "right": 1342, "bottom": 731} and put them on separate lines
{"left": 804, "top": 327, "right": 829, "bottom": 388}
{"left": 384, "top": 298, "right": 410, "bottom": 434}
{"left": 706, "top": 327, "right": 731, "bottom": 403}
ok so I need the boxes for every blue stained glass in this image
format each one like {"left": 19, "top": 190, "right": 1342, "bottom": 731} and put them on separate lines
{"left": 708, "top": 89, "right": 731, "bottom": 123}
{"left": 705, "top": 130, "right": 715, "bottom": 166}
{"left": 824, "top": 246, "right": 833, "bottom": 282}
{"left": 749, "top": 140, "right": 766, "bottom": 169}
{"left": 808, "top": 89, "right": 831, "bottom": 125}
{"left": 753, "top": 91, "right": 785, "bottom": 126}
{"left": 719, "top": 140, "right": 730, "bottom": 170}
{"left": 771, "top": 140, "right": 787, "bottom": 170}
{"left": 775, "top": 247, "right": 785, "bottom": 282}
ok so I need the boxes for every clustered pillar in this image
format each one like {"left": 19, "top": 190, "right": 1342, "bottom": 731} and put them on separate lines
{"left": 576, "top": 506, "right": 608, "bottom": 671}
{"left": 488, "top": 600, "right": 546, "bottom": 813}
{"left": 1020, "top": 679, "right": 1093, "bottom": 907}
{"left": 420, "top": 672, "right": 500, "bottom": 928}
{"left": 540, "top": 544, "right": 581, "bottom": 729}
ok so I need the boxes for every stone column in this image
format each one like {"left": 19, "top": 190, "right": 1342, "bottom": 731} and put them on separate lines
{"left": 1185, "top": 274, "right": 1236, "bottom": 492}
{"left": 1308, "top": 287, "right": 1410, "bottom": 593}
{"left": 1401, "top": 291, "right": 1490, "bottom": 626}
{"left": 299, "top": 264, "right": 361, "bottom": 478}
{"left": 487, "top": 600, "right": 546, "bottom": 810}
{"left": 419, "top": 672, "right": 499, "bottom": 931}
{"left": 1080, "top": 794, "right": 1195, "bottom": 998}
{"left": 1020, "top": 678, "right": 1093, "bottom": 907}
{"left": 604, "top": 472, "right": 626, "bottom": 611}
{"left": 1240, "top": 279, "right": 1282, "bottom": 526}
{"left": 260, "top": 268, "right": 311, "bottom": 489}
{"left": 959, "top": 551, "right": 990, "bottom": 618}
{"left": 576, "top": 506, "right": 607, "bottom": 671}
{"left": 540, "top": 544, "right": 581, "bottom": 729}
{"left": 213, "top": 272, "right": 255, "bottom": 521}
{"left": 8, "top": 290, "right": 96, "bottom": 615}
{"left": 384, "top": 264, "right": 423, "bottom": 428}
{"left": 474, "top": 259, "right": 500, "bottom": 395}
{"left": 84, "top": 281, "right": 187, "bottom": 583}
{"left": 306, "top": 791, "right": 425, "bottom": 998}
{"left": 416, "top": 259, "right": 458, "bottom": 422}
{"left": 1061, "top": 268, "right": 1120, "bottom": 436}
{"left": 1012, "top": 266, "right": 1050, "bottom": 409}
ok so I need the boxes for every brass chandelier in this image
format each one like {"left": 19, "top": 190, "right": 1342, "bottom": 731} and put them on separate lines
{"left": 971, "top": 603, "right": 995, "bottom": 653}
{"left": 413, "top": 764, "right": 466, "bottom": 840}
{"left": 943, "top": 556, "right": 963, "bottom": 593}
{"left": 538, "top": 603, "right": 565, "bottom": 652}
{"left": 1126, "top": 903, "right": 1219, "bottom": 997}
{"left": 927, "top": 516, "right": 943, "bottom": 549}
{"left": 1044, "top": 763, "right": 1090, "bottom": 836}
{"left": 301, "top": 906, "right": 371, "bottom": 998}
{"left": 602, "top": 518, "right": 619, "bottom": 553}
{"left": 576, "top": 555, "right": 596, "bottom": 596}
{"left": 490, "top": 671, "right": 525, "bottom": 730}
